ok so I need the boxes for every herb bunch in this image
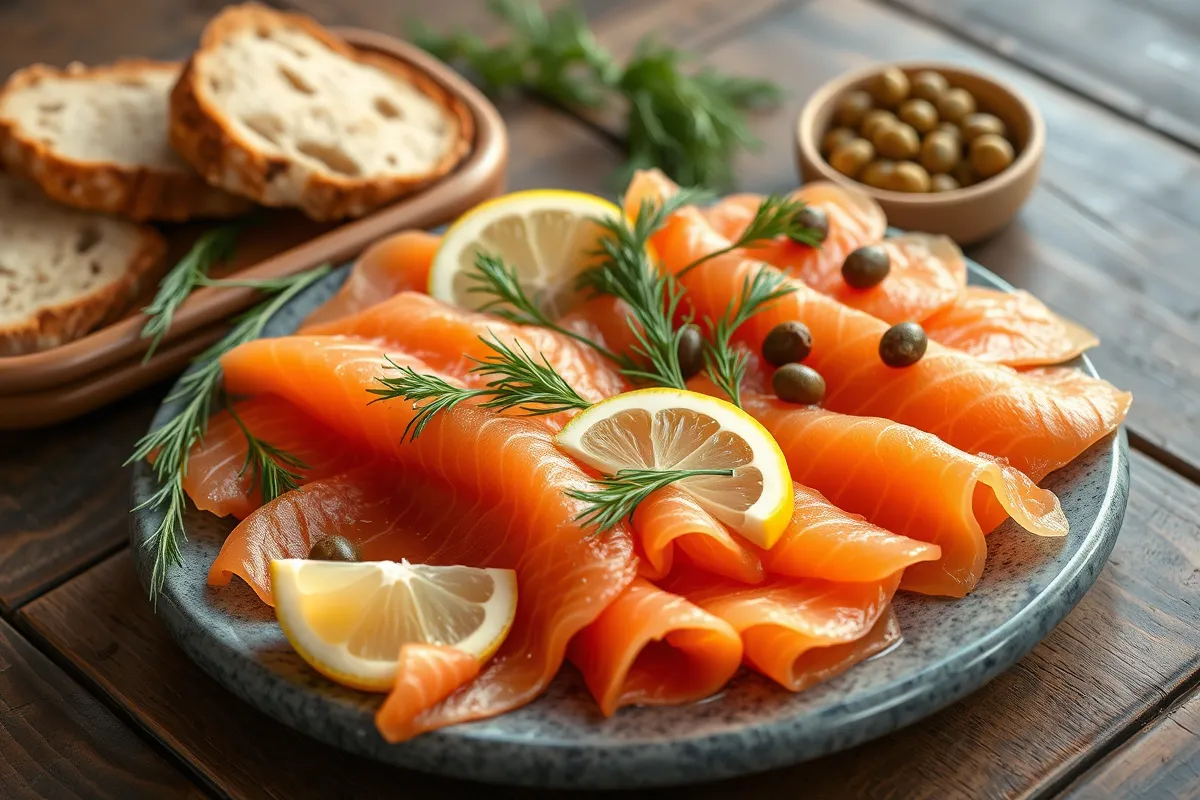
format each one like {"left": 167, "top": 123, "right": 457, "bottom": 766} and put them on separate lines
{"left": 412, "top": 0, "right": 781, "bottom": 189}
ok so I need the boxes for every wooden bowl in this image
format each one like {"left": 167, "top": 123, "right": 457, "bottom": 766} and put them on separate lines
{"left": 796, "top": 62, "right": 1045, "bottom": 245}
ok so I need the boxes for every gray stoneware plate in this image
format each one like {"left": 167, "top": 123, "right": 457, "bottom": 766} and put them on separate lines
{"left": 130, "top": 256, "right": 1129, "bottom": 790}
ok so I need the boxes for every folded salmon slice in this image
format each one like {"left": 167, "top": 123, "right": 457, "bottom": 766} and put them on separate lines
{"left": 668, "top": 570, "right": 902, "bottom": 691}
{"left": 922, "top": 286, "right": 1099, "bottom": 366}
{"left": 631, "top": 488, "right": 764, "bottom": 584}
{"left": 217, "top": 337, "right": 636, "bottom": 736}
{"left": 568, "top": 578, "right": 743, "bottom": 716}
{"left": 183, "top": 395, "right": 367, "bottom": 520}
{"left": 302, "top": 230, "right": 441, "bottom": 328}
{"left": 301, "top": 290, "right": 627, "bottom": 406}
{"left": 377, "top": 644, "right": 480, "bottom": 743}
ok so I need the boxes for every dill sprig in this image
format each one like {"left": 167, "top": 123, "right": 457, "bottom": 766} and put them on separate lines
{"left": 227, "top": 403, "right": 308, "bottom": 501}
{"left": 578, "top": 187, "right": 712, "bottom": 389}
{"left": 412, "top": 0, "right": 780, "bottom": 190}
{"left": 567, "top": 467, "right": 734, "bottom": 533}
{"left": 140, "top": 223, "right": 245, "bottom": 361}
{"left": 678, "top": 194, "right": 824, "bottom": 277}
{"left": 129, "top": 265, "right": 330, "bottom": 600}
{"left": 467, "top": 252, "right": 621, "bottom": 362}
{"left": 703, "top": 267, "right": 796, "bottom": 407}
{"left": 368, "top": 333, "right": 592, "bottom": 440}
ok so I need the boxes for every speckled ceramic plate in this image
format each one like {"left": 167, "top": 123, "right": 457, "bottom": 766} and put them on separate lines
{"left": 130, "top": 259, "right": 1129, "bottom": 790}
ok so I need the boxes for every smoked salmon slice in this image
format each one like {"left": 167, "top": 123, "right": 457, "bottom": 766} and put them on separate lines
{"left": 568, "top": 578, "right": 743, "bottom": 716}
{"left": 668, "top": 570, "right": 901, "bottom": 692}
{"left": 302, "top": 230, "right": 440, "bottom": 328}
{"left": 631, "top": 488, "right": 764, "bottom": 584}
{"left": 377, "top": 644, "right": 481, "bottom": 744}
{"left": 216, "top": 336, "right": 637, "bottom": 736}
{"left": 183, "top": 394, "right": 367, "bottom": 520}
{"left": 922, "top": 286, "right": 1099, "bottom": 366}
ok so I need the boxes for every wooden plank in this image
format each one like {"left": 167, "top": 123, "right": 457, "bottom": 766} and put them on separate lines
{"left": 0, "top": 387, "right": 164, "bottom": 613}
{"left": 1064, "top": 684, "right": 1200, "bottom": 800}
{"left": 0, "top": 615, "right": 204, "bottom": 799}
{"left": 20, "top": 450, "right": 1200, "bottom": 799}
{"left": 886, "top": 0, "right": 1200, "bottom": 150}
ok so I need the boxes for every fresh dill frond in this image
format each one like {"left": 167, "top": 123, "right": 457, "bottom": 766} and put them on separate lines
{"left": 227, "top": 403, "right": 308, "bottom": 502}
{"left": 568, "top": 467, "right": 734, "bottom": 533}
{"left": 703, "top": 267, "right": 796, "bottom": 407}
{"left": 368, "top": 333, "right": 592, "bottom": 440}
{"left": 139, "top": 223, "right": 245, "bottom": 361}
{"left": 678, "top": 194, "right": 824, "bottom": 277}
{"left": 130, "top": 264, "right": 330, "bottom": 601}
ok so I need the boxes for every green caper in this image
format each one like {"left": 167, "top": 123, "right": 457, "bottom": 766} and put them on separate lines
{"left": 919, "top": 130, "right": 961, "bottom": 174}
{"left": 772, "top": 363, "right": 826, "bottom": 405}
{"left": 936, "top": 88, "right": 976, "bottom": 123}
{"left": 970, "top": 133, "right": 1014, "bottom": 178}
{"left": 308, "top": 535, "right": 363, "bottom": 563}
{"left": 677, "top": 324, "right": 705, "bottom": 379}
{"left": 822, "top": 126, "right": 858, "bottom": 156}
{"left": 911, "top": 70, "right": 949, "bottom": 103}
{"left": 873, "top": 122, "right": 920, "bottom": 160}
{"left": 829, "top": 138, "right": 874, "bottom": 177}
{"left": 834, "top": 90, "right": 874, "bottom": 128}
{"left": 879, "top": 322, "right": 928, "bottom": 367}
{"left": 791, "top": 205, "right": 829, "bottom": 244}
{"left": 860, "top": 109, "right": 898, "bottom": 141}
{"left": 898, "top": 98, "right": 938, "bottom": 134}
{"left": 859, "top": 159, "right": 896, "bottom": 190}
{"left": 762, "top": 321, "right": 813, "bottom": 367}
{"left": 868, "top": 67, "right": 910, "bottom": 107}
{"left": 842, "top": 244, "right": 890, "bottom": 289}
{"left": 959, "top": 112, "right": 1007, "bottom": 142}
{"left": 929, "top": 173, "right": 961, "bottom": 193}
{"left": 892, "top": 162, "right": 931, "bottom": 193}
{"left": 934, "top": 121, "right": 961, "bottom": 140}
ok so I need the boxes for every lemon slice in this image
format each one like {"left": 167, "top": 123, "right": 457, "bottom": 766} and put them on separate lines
{"left": 554, "top": 388, "right": 794, "bottom": 549}
{"left": 428, "top": 189, "right": 621, "bottom": 318}
{"left": 271, "top": 559, "right": 518, "bottom": 693}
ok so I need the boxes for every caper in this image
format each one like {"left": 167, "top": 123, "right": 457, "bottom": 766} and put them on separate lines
{"left": 308, "top": 535, "right": 363, "bottom": 563}
{"left": 891, "top": 162, "right": 931, "bottom": 193}
{"left": 873, "top": 122, "right": 920, "bottom": 160}
{"left": 929, "top": 173, "right": 961, "bottom": 193}
{"left": 934, "top": 121, "right": 961, "bottom": 140}
{"left": 920, "top": 130, "right": 961, "bottom": 174}
{"left": 829, "top": 138, "right": 874, "bottom": 177}
{"left": 868, "top": 67, "right": 910, "bottom": 108}
{"left": 677, "top": 324, "right": 705, "bottom": 379}
{"left": 936, "top": 88, "right": 976, "bottom": 123}
{"left": 953, "top": 160, "right": 977, "bottom": 188}
{"left": 969, "top": 133, "right": 1014, "bottom": 178}
{"left": 842, "top": 244, "right": 890, "bottom": 289}
{"left": 822, "top": 126, "right": 858, "bottom": 156}
{"left": 834, "top": 90, "right": 873, "bottom": 128}
{"left": 959, "top": 112, "right": 1007, "bottom": 142}
{"left": 859, "top": 159, "right": 896, "bottom": 190}
{"left": 879, "top": 322, "right": 928, "bottom": 367}
{"left": 898, "top": 98, "right": 938, "bottom": 134}
{"left": 762, "top": 321, "right": 813, "bottom": 367}
{"left": 791, "top": 205, "right": 829, "bottom": 244}
{"left": 772, "top": 363, "right": 826, "bottom": 405}
{"left": 911, "top": 70, "right": 949, "bottom": 103}
{"left": 860, "top": 109, "right": 898, "bottom": 141}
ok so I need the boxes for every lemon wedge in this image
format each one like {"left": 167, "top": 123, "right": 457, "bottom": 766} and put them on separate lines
{"left": 271, "top": 559, "right": 517, "bottom": 693}
{"left": 428, "top": 189, "right": 621, "bottom": 318}
{"left": 554, "top": 388, "right": 794, "bottom": 549}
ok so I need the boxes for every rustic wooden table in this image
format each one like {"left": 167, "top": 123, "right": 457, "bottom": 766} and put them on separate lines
{"left": 2, "top": 1, "right": 1198, "bottom": 798}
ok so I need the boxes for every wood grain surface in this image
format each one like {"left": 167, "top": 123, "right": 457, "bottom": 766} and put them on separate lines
{"left": 0, "top": 616, "right": 203, "bottom": 799}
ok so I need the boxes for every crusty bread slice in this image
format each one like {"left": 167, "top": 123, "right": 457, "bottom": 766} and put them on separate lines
{"left": 170, "top": 3, "right": 473, "bottom": 221}
{"left": 0, "top": 60, "right": 253, "bottom": 222}
{"left": 0, "top": 174, "right": 166, "bottom": 356}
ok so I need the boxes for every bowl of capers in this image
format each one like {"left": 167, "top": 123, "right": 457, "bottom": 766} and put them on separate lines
{"left": 796, "top": 62, "right": 1045, "bottom": 244}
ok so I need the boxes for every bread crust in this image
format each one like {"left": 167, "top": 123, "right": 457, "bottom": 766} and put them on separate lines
{"left": 169, "top": 3, "right": 474, "bottom": 221}
{"left": 0, "top": 218, "right": 166, "bottom": 356}
{"left": 0, "top": 60, "right": 253, "bottom": 223}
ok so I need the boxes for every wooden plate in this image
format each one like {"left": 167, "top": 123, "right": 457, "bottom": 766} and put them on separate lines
{"left": 0, "top": 27, "right": 507, "bottom": 398}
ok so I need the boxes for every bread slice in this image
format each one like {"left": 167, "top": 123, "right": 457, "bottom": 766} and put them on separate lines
{"left": 0, "top": 174, "right": 166, "bottom": 356}
{"left": 0, "top": 60, "right": 253, "bottom": 222}
{"left": 170, "top": 3, "right": 473, "bottom": 221}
